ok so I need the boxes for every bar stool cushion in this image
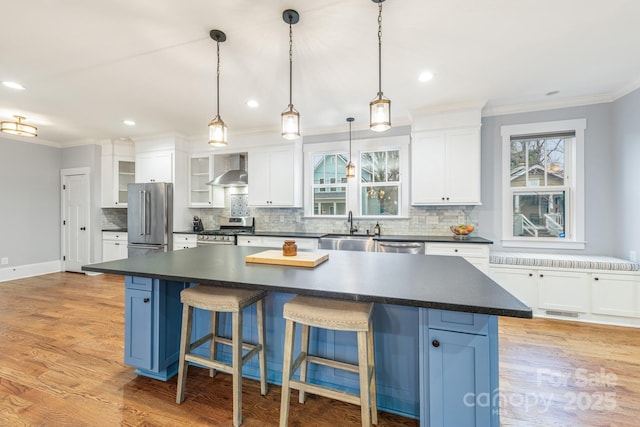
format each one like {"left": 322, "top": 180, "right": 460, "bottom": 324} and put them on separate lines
{"left": 283, "top": 295, "right": 373, "bottom": 331}
{"left": 181, "top": 286, "right": 266, "bottom": 312}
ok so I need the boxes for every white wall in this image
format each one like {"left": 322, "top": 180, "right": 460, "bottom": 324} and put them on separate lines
{"left": 612, "top": 88, "right": 640, "bottom": 260}
{"left": 478, "top": 102, "right": 617, "bottom": 255}
{"left": 0, "top": 136, "right": 61, "bottom": 267}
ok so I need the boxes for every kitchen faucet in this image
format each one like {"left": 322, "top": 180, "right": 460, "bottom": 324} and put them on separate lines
{"left": 347, "top": 210, "right": 358, "bottom": 235}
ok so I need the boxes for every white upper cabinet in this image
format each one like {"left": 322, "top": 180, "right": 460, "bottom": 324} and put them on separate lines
{"left": 101, "top": 140, "right": 135, "bottom": 208}
{"left": 188, "top": 154, "right": 224, "bottom": 208}
{"left": 248, "top": 142, "right": 302, "bottom": 207}
{"left": 410, "top": 107, "right": 482, "bottom": 206}
{"left": 136, "top": 151, "right": 173, "bottom": 183}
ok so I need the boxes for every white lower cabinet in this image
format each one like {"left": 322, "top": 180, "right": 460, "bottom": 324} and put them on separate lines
{"left": 490, "top": 265, "right": 640, "bottom": 326}
{"left": 102, "top": 232, "right": 128, "bottom": 261}
{"left": 237, "top": 235, "right": 318, "bottom": 250}
{"left": 173, "top": 233, "right": 197, "bottom": 251}
{"left": 425, "top": 243, "right": 490, "bottom": 273}
{"left": 591, "top": 273, "right": 640, "bottom": 318}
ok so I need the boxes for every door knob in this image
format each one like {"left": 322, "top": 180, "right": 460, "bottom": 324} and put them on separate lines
{"left": 432, "top": 339, "right": 440, "bottom": 348}
{"left": 80, "top": 227, "right": 86, "bottom": 231}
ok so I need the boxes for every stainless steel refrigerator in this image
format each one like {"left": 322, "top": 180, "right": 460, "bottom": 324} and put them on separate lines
{"left": 127, "top": 182, "right": 173, "bottom": 257}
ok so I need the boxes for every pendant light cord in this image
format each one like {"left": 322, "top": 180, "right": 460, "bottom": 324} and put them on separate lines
{"left": 288, "top": 17, "right": 293, "bottom": 107}
{"left": 216, "top": 38, "right": 221, "bottom": 116}
{"left": 349, "top": 120, "right": 352, "bottom": 161}
{"left": 377, "top": 2, "right": 383, "bottom": 97}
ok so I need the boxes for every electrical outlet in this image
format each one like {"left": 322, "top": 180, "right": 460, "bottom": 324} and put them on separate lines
{"left": 630, "top": 251, "right": 637, "bottom": 262}
{"left": 1, "top": 257, "right": 8, "bottom": 265}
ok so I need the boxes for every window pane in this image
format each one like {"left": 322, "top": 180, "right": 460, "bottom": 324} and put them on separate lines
{"left": 511, "top": 137, "right": 565, "bottom": 188}
{"left": 387, "top": 150, "right": 400, "bottom": 181}
{"left": 313, "top": 154, "right": 347, "bottom": 185}
{"left": 512, "top": 191, "right": 565, "bottom": 238}
{"left": 360, "top": 152, "right": 373, "bottom": 183}
{"left": 314, "top": 187, "right": 346, "bottom": 215}
{"left": 361, "top": 186, "right": 398, "bottom": 215}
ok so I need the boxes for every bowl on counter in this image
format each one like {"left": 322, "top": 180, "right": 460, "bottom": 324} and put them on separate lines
{"left": 450, "top": 224, "right": 475, "bottom": 240}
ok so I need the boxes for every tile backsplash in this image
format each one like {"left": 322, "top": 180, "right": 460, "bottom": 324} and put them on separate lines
{"left": 101, "top": 208, "right": 127, "bottom": 230}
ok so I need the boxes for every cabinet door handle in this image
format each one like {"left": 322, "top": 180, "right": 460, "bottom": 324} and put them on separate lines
{"left": 454, "top": 249, "right": 458, "bottom": 253}
{"left": 446, "top": 197, "right": 450, "bottom": 201}
{"left": 432, "top": 339, "right": 440, "bottom": 348}
{"left": 143, "top": 298, "right": 150, "bottom": 303}
{"left": 594, "top": 277, "right": 599, "bottom": 281}
{"left": 80, "top": 227, "right": 86, "bottom": 231}
{"left": 441, "top": 197, "right": 445, "bottom": 201}
{"left": 529, "top": 273, "right": 533, "bottom": 277}
{"left": 539, "top": 274, "right": 544, "bottom": 278}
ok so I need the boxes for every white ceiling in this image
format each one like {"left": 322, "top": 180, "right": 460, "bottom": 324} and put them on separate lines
{"left": 1, "top": 0, "right": 639, "bottom": 146}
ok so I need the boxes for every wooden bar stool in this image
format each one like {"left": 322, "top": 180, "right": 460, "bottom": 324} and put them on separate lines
{"left": 279, "top": 295, "right": 377, "bottom": 427}
{"left": 176, "top": 285, "right": 268, "bottom": 427}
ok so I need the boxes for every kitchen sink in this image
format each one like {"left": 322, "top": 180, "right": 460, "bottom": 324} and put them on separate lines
{"left": 319, "top": 234, "right": 376, "bottom": 252}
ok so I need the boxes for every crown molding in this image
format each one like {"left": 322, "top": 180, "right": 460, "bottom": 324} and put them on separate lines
{"left": 481, "top": 93, "right": 615, "bottom": 117}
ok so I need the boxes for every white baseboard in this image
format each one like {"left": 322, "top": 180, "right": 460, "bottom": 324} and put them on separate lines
{"left": 0, "top": 260, "right": 63, "bottom": 282}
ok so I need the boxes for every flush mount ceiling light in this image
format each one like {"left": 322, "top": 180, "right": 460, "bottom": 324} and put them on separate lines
{"left": 208, "top": 29, "right": 228, "bottom": 147}
{"left": 281, "top": 9, "right": 300, "bottom": 140}
{"left": 1, "top": 115, "right": 37, "bottom": 137}
{"left": 2, "top": 81, "right": 25, "bottom": 90}
{"left": 346, "top": 117, "right": 356, "bottom": 178}
{"left": 123, "top": 119, "right": 136, "bottom": 126}
{"left": 370, "top": 0, "right": 391, "bottom": 132}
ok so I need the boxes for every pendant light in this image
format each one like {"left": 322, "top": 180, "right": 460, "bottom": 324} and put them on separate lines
{"left": 208, "top": 30, "right": 228, "bottom": 147}
{"left": 281, "top": 9, "right": 300, "bottom": 140}
{"left": 1, "top": 115, "right": 37, "bottom": 138}
{"left": 345, "top": 117, "right": 356, "bottom": 178}
{"left": 370, "top": 0, "right": 391, "bottom": 132}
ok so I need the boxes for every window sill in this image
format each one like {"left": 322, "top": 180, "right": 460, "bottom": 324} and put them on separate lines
{"left": 502, "top": 239, "right": 586, "bottom": 250}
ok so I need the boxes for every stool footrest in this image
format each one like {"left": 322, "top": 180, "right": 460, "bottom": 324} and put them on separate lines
{"left": 289, "top": 380, "right": 361, "bottom": 406}
{"left": 306, "top": 355, "right": 359, "bottom": 373}
{"left": 185, "top": 353, "right": 232, "bottom": 374}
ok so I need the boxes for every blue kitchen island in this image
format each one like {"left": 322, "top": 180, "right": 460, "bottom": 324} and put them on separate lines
{"left": 83, "top": 245, "right": 531, "bottom": 426}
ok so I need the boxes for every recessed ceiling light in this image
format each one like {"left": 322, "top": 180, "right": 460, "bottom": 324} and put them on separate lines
{"left": 546, "top": 90, "right": 560, "bottom": 96}
{"left": 123, "top": 119, "right": 136, "bottom": 126}
{"left": 418, "top": 71, "right": 435, "bottom": 82}
{"left": 2, "top": 81, "right": 25, "bottom": 90}
{"left": 247, "top": 99, "right": 259, "bottom": 108}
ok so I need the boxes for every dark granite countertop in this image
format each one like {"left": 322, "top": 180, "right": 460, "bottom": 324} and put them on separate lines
{"left": 102, "top": 228, "right": 128, "bottom": 233}
{"left": 374, "top": 235, "right": 493, "bottom": 244}
{"left": 172, "top": 230, "right": 492, "bottom": 244}
{"left": 249, "top": 231, "right": 328, "bottom": 239}
{"left": 82, "top": 245, "right": 530, "bottom": 319}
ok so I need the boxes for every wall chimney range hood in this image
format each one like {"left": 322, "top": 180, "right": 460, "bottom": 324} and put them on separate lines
{"left": 207, "top": 153, "right": 248, "bottom": 186}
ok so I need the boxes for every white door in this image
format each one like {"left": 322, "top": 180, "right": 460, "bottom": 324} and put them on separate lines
{"left": 62, "top": 170, "right": 90, "bottom": 272}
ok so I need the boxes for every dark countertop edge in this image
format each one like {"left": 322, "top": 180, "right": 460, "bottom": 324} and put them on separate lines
{"left": 102, "top": 229, "right": 128, "bottom": 232}
{"left": 82, "top": 266, "right": 531, "bottom": 319}
{"left": 171, "top": 230, "right": 493, "bottom": 244}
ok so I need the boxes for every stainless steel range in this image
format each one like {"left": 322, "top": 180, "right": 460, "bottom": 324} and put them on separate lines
{"left": 196, "top": 217, "right": 255, "bottom": 246}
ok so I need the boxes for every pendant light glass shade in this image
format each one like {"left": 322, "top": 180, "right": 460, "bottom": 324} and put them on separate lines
{"left": 281, "top": 104, "right": 300, "bottom": 140}
{"left": 345, "top": 117, "right": 355, "bottom": 178}
{"left": 0, "top": 115, "right": 37, "bottom": 137}
{"left": 370, "top": 95, "right": 390, "bottom": 132}
{"left": 208, "top": 115, "right": 227, "bottom": 147}
{"left": 370, "top": 0, "right": 391, "bottom": 132}
{"left": 208, "top": 30, "right": 228, "bottom": 147}
{"left": 282, "top": 10, "right": 300, "bottom": 140}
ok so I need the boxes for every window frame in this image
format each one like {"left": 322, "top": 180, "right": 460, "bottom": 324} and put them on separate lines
{"left": 501, "top": 119, "right": 586, "bottom": 249}
{"left": 304, "top": 136, "right": 409, "bottom": 219}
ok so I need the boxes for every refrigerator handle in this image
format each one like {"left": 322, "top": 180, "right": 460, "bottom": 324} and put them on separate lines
{"left": 139, "top": 190, "right": 146, "bottom": 235}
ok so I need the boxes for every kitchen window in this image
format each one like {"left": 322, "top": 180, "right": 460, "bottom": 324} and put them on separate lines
{"left": 501, "top": 119, "right": 586, "bottom": 249}
{"left": 304, "top": 136, "right": 409, "bottom": 218}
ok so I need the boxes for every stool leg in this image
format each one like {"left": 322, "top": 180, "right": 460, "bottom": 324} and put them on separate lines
{"left": 368, "top": 320, "right": 378, "bottom": 425}
{"left": 357, "top": 330, "right": 371, "bottom": 427}
{"left": 176, "top": 304, "right": 193, "bottom": 404}
{"left": 209, "top": 310, "right": 218, "bottom": 378}
{"left": 298, "top": 324, "right": 310, "bottom": 404}
{"left": 232, "top": 311, "right": 243, "bottom": 427}
{"left": 279, "top": 319, "right": 295, "bottom": 427}
{"left": 256, "top": 298, "right": 268, "bottom": 396}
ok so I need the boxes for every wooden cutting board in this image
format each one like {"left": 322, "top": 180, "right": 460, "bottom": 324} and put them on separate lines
{"left": 245, "top": 250, "right": 329, "bottom": 268}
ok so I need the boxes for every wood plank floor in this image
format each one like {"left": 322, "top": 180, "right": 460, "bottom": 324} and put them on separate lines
{"left": 0, "top": 272, "right": 638, "bottom": 426}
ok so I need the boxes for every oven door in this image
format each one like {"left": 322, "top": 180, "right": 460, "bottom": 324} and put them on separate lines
{"left": 196, "top": 240, "right": 234, "bottom": 247}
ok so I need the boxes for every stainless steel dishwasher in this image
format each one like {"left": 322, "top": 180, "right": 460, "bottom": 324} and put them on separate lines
{"left": 376, "top": 241, "right": 425, "bottom": 254}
